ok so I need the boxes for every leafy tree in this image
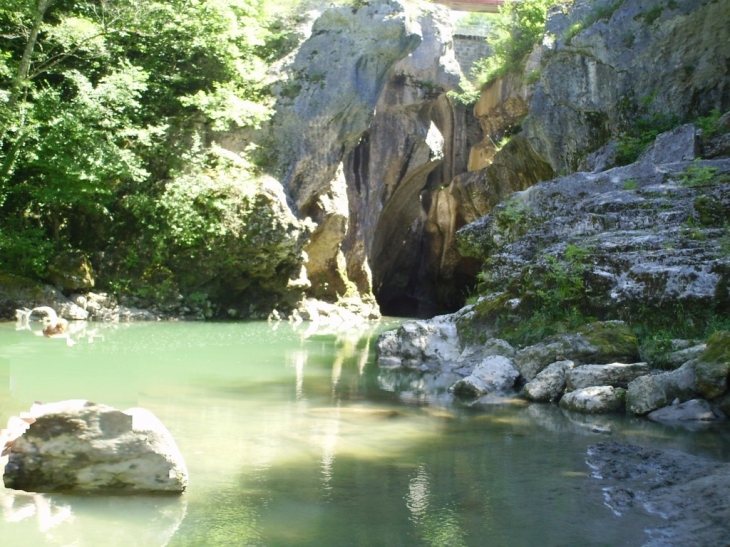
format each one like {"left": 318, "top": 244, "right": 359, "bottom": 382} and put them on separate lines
{"left": 471, "top": 0, "right": 561, "bottom": 87}
{"left": 0, "top": 0, "right": 277, "bottom": 283}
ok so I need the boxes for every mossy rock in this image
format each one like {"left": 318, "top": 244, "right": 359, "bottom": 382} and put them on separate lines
{"left": 575, "top": 321, "right": 640, "bottom": 363}
{"left": 46, "top": 250, "right": 95, "bottom": 291}
{"left": 694, "top": 330, "right": 730, "bottom": 399}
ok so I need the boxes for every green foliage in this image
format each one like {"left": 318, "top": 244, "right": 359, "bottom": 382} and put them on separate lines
{"left": 615, "top": 93, "right": 679, "bottom": 165}
{"left": 696, "top": 109, "right": 723, "bottom": 138}
{"left": 622, "top": 178, "right": 638, "bottom": 190}
{"left": 679, "top": 160, "right": 720, "bottom": 188}
{"left": 0, "top": 0, "right": 286, "bottom": 298}
{"left": 470, "top": 0, "right": 561, "bottom": 88}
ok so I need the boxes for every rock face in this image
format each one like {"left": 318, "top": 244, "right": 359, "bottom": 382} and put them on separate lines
{"left": 271, "top": 0, "right": 470, "bottom": 314}
{"left": 3, "top": 400, "right": 188, "bottom": 494}
{"left": 457, "top": 139, "right": 730, "bottom": 332}
{"left": 524, "top": 0, "right": 730, "bottom": 173}
{"left": 513, "top": 322, "right": 640, "bottom": 381}
{"left": 559, "top": 386, "right": 625, "bottom": 414}
{"left": 587, "top": 442, "right": 730, "bottom": 546}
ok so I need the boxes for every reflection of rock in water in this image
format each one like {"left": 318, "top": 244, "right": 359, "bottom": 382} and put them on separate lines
{"left": 378, "top": 370, "right": 462, "bottom": 406}
{"left": 0, "top": 487, "right": 187, "bottom": 546}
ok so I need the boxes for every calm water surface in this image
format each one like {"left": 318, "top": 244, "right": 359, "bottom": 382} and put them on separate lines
{"left": 1, "top": 320, "right": 729, "bottom": 547}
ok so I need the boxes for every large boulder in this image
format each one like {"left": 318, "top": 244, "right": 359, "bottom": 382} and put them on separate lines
{"left": 559, "top": 386, "right": 625, "bottom": 414}
{"left": 693, "top": 331, "right": 730, "bottom": 399}
{"left": 626, "top": 361, "right": 698, "bottom": 415}
{"left": 566, "top": 362, "right": 650, "bottom": 392}
{"left": 0, "top": 273, "right": 88, "bottom": 321}
{"left": 523, "top": 360, "right": 575, "bottom": 403}
{"left": 449, "top": 355, "right": 519, "bottom": 399}
{"left": 513, "top": 321, "right": 640, "bottom": 381}
{"left": 3, "top": 400, "right": 187, "bottom": 494}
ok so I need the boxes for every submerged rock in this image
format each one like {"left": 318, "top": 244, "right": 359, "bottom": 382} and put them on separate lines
{"left": 647, "top": 399, "right": 725, "bottom": 425}
{"left": 523, "top": 360, "right": 575, "bottom": 403}
{"left": 587, "top": 441, "right": 730, "bottom": 546}
{"left": 559, "top": 386, "right": 625, "bottom": 414}
{"left": 4, "top": 400, "right": 187, "bottom": 494}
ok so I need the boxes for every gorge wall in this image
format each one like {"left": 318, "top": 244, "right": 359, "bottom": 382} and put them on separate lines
{"left": 266, "top": 0, "right": 730, "bottom": 319}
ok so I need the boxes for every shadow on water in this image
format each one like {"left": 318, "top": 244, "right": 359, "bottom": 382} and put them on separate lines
{"left": 1, "top": 320, "right": 730, "bottom": 546}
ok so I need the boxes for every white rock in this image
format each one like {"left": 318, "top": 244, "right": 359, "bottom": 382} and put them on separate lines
{"left": 559, "top": 386, "right": 625, "bottom": 414}
{"left": 566, "top": 362, "right": 650, "bottom": 392}
{"left": 449, "top": 355, "right": 519, "bottom": 398}
{"left": 523, "top": 360, "right": 575, "bottom": 402}
{"left": 4, "top": 400, "right": 187, "bottom": 494}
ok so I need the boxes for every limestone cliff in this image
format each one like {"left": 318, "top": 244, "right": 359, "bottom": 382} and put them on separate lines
{"left": 524, "top": 0, "right": 730, "bottom": 174}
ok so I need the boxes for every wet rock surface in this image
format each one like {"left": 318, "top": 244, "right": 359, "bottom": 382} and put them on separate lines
{"left": 647, "top": 398, "right": 725, "bottom": 425}
{"left": 587, "top": 442, "right": 730, "bottom": 547}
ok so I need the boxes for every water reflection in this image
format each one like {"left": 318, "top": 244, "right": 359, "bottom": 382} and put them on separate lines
{"left": 2, "top": 319, "right": 729, "bottom": 546}
{"left": 0, "top": 485, "right": 187, "bottom": 546}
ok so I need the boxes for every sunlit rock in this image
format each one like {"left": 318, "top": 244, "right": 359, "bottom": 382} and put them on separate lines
{"left": 523, "top": 360, "right": 575, "bottom": 403}
{"left": 448, "top": 355, "right": 519, "bottom": 399}
{"left": 4, "top": 401, "right": 187, "bottom": 494}
{"left": 559, "top": 386, "right": 625, "bottom": 414}
{"left": 566, "top": 362, "right": 650, "bottom": 392}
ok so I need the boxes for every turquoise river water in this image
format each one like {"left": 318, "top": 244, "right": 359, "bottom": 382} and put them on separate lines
{"left": 1, "top": 320, "right": 729, "bottom": 547}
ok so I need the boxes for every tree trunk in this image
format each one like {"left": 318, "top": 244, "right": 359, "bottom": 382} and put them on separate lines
{"left": 8, "top": 0, "right": 55, "bottom": 108}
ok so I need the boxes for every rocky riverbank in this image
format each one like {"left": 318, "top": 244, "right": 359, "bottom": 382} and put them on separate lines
{"left": 587, "top": 441, "right": 730, "bottom": 547}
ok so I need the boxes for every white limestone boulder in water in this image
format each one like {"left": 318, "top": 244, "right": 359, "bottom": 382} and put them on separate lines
{"left": 559, "top": 386, "right": 626, "bottom": 414}
{"left": 376, "top": 315, "right": 461, "bottom": 370}
{"left": 523, "top": 360, "right": 575, "bottom": 402}
{"left": 3, "top": 400, "right": 187, "bottom": 494}
{"left": 449, "top": 355, "right": 519, "bottom": 399}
